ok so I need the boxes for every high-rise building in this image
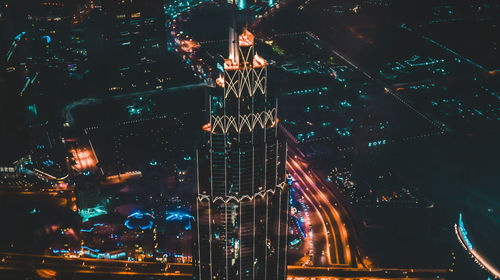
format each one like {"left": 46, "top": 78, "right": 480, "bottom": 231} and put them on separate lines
{"left": 75, "top": 174, "right": 107, "bottom": 222}
{"left": 194, "top": 26, "right": 288, "bottom": 280}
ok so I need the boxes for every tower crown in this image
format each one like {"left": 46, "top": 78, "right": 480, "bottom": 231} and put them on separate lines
{"left": 238, "top": 29, "right": 254, "bottom": 47}
{"left": 223, "top": 29, "right": 267, "bottom": 71}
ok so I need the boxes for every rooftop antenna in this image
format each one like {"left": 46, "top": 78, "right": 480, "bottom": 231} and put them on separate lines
{"left": 245, "top": 0, "right": 249, "bottom": 30}
{"left": 228, "top": 0, "right": 239, "bottom": 64}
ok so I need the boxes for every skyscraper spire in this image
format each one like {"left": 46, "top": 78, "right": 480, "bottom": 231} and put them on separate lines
{"left": 228, "top": 0, "right": 239, "bottom": 66}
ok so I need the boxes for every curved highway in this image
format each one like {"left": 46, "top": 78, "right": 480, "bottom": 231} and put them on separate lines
{"left": 286, "top": 144, "right": 358, "bottom": 268}
{"left": 455, "top": 213, "right": 500, "bottom": 279}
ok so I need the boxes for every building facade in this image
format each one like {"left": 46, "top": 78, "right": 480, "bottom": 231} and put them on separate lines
{"left": 194, "top": 27, "right": 288, "bottom": 280}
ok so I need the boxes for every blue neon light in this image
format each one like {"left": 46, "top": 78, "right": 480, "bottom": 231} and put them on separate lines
{"left": 165, "top": 211, "right": 193, "bottom": 221}
{"left": 298, "top": 222, "right": 306, "bottom": 238}
{"left": 290, "top": 239, "right": 301, "bottom": 246}
{"left": 80, "top": 223, "right": 104, "bottom": 232}
{"left": 14, "top": 32, "right": 26, "bottom": 41}
{"left": 459, "top": 213, "right": 473, "bottom": 249}
{"left": 238, "top": 0, "right": 246, "bottom": 10}
{"left": 82, "top": 246, "right": 100, "bottom": 253}
{"left": 41, "top": 35, "right": 51, "bottom": 44}
{"left": 83, "top": 250, "right": 126, "bottom": 259}
{"left": 124, "top": 211, "right": 154, "bottom": 230}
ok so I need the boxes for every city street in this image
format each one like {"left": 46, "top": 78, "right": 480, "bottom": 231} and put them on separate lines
{"left": 0, "top": 251, "right": 191, "bottom": 279}
{"left": 286, "top": 144, "right": 357, "bottom": 268}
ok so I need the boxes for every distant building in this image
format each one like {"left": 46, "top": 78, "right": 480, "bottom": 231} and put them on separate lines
{"left": 0, "top": 166, "right": 16, "bottom": 180}
{"left": 194, "top": 24, "right": 288, "bottom": 279}
{"left": 75, "top": 174, "right": 107, "bottom": 222}
{"left": 100, "top": 0, "right": 166, "bottom": 94}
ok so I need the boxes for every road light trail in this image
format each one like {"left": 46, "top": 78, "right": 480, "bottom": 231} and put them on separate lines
{"left": 288, "top": 158, "right": 350, "bottom": 266}
{"left": 290, "top": 172, "right": 335, "bottom": 265}
{"left": 286, "top": 145, "right": 359, "bottom": 267}
{"left": 0, "top": 251, "right": 191, "bottom": 279}
{"left": 455, "top": 214, "right": 500, "bottom": 279}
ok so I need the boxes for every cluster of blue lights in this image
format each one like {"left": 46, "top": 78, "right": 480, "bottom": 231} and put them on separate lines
{"left": 52, "top": 248, "right": 75, "bottom": 254}
{"left": 404, "top": 55, "right": 444, "bottom": 67}
{"left": 282, "top": 120, "right": 297, "bottom": 126}
{"left": 297, "top": 131, "right": 315, "bottom": 141}
{"left": 336, "top": 127, "right": 351, "bottom": 136}
{"left": 289, "top": 187, "right": 307, "bottom": 242}
{"left": 285, "top": 87, "right": 328, "bottom": 96}
{"left": 340, "top": 100, "right": 352, "bottom": 108}
{"left": 368, "top": 139, "right": 387, "bottom": 147}
{"left": 409, "top": 83, "right": 435, "bottom": 90}
{"left": 83, "top": 250, "right": 127, "bottom": 259}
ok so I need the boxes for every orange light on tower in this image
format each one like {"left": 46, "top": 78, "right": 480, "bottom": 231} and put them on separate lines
{"left": 224, "top": 58, "right": 239, "bottom": 70}
{"left": 216, "top": 74, "right": 224, "bottom": 87}
{"left": 202, "top": 122, "right": 212, "bottom": 132}
{"left": 253, "top": 53, "right": 267, "bottom": 68}
{"left": 239, "top": 29, "right": 254, "bottom": 47}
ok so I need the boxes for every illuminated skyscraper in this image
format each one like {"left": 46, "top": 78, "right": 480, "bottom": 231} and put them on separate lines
{"left": 194, "top": 26, "right": 288, "bottom": 280}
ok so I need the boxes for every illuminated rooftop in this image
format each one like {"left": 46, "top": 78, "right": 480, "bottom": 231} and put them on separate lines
{"left": 253, "top": 53, "right": 267, "bottom": 68}
{"left": 202, "top": 122, "right": 211, "bottom": 132}
{"left": 224, "top": 58, "right": 239, "bottom": 70}
{"left": 216, "top": 74, "right": 224, "bottom": 87}
{"left": 239, "top": 29, "right": 254, "bottom": 47}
